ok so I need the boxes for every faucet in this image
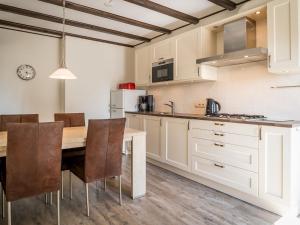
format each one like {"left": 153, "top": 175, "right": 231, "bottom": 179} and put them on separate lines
{"left": 164, "top": 101, "right": 175, "bottom": 115}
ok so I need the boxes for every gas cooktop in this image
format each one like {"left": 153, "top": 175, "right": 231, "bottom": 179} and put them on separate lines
{"left": 205, "top": 113, "right": 266, "bottom": 120}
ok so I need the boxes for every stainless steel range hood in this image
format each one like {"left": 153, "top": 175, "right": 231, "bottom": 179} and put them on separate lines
{"left": 196, "top": 17, "right": 268, "bottom": 67}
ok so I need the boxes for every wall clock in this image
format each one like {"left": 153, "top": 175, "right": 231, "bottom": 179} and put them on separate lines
{"left": 16, "top": 64, "right": 36, "bottom": 81}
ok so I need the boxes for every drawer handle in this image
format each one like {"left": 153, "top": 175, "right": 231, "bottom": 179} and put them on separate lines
{"left": 214, "top": 122, "right": 224, "bottom": 126}
{"left": 214, "top": 143, "right": 224, "bottom": 147}
{"left": 214, "top": 132, "right": 224, "bottom": 137}
{"left": 214, "top": 163, "right": 224, "bottom": 168}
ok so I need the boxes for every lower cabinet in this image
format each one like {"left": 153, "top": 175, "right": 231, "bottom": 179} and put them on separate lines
{"left": 125, "top": 113, "right": 300, "bottom": 215}
{"left": 161, "top": 118, "right": 190, "bottom": 171}
{"left": 144, "top": 116, "right": 162, "bottom": 161}
{"left": 126, "top": 114, "right": 143, "bottom": 131}
{"left": 259, "top": 126, "right": 291, "bottom": 205}
{"left": 191, "top": 156, "right": 258, "bottom": 196}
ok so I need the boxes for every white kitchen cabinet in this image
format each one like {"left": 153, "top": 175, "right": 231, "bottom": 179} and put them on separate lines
{"left": 172, "top": 28, "right": 217, "bottom": 81}
{"left": 126, "top": 114, "right": 144, "bottom": 131}
{"left": 161, "top": 118, "right": 190, "bottom": 171}
{"left": 192, "top": 156, "right": 258, "bottom": 196}
{"left": 135, "top": 46, "right": 151, "bottom": 86}
{"left": 151, "top": 39, "right": 173, "bottom": 62}
{"left": 173, "top": 29, "right": 199, "bottom": 80}
{"left": 144, "top": 116, "right": 162, "bottom": 161}
{"left": 259, "top": 126, "right": 291, "bottom": 205}
{"left": 189, "top": 138, "right": 258, "bottom": 172}
{"left": 267, "top": 0, "right": 300, "bottom": 74}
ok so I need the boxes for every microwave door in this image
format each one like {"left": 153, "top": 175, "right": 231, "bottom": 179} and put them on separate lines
{"left": 152, "top": 60, "right": 174, "bottom": 83}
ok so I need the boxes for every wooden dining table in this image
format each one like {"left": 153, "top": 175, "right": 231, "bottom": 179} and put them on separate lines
{"left": 0, "top": 126, "right": 146, "bottom": 199}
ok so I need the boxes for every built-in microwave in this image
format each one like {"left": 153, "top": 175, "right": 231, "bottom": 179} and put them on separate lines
{"left": 152, "top": 58, "right": 174, "bottom": 83}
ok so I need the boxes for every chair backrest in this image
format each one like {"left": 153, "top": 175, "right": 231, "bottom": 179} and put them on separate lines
{"left": 0, "top": 114, "right": 39, "bottom": 131}
{"left": 84, "top": 118, "right": 126, "bottom": 183}
{"left": 6, "top": 122, "right": 64, "bottom": 201}
{"left": 54, "top": 113, "right": 85, "bottom": 127}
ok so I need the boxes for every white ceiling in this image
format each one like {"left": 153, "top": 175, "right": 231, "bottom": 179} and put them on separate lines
{"left": 0, "top": 0, "right": 244, "bottom": 46}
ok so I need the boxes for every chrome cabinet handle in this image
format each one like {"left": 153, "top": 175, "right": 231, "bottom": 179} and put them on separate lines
{"left": 214, "top": 122, "right": 224, "bottom": 126}
{"left": 214, "top": 163, "right": 224, "bottom": 168}
{"left": 214, "top": 143, "right": 224, "bottom": 147}
{"left": 268, "top": 55, "right": 271, "bottom": 68}
{"left": 214, "top": 132, "right": 224, "bottom": 137}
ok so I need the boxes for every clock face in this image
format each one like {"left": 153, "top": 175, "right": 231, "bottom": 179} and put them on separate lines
{"left": 17, "top": 64, "right": 36, "bottom": 81}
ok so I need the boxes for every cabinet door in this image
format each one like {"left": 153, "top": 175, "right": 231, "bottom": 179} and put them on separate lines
{"left": 259, "top": 126, "right": 290, "bottom": 205}
{"left": 173, "top": 30, "right": 199, "bottom": 80}
{"left": 144, "top": 116, "right": 162, "bottom": 161}
{"left": 162, "top": 118, "right": 189, "bottom": 171}
{"left": 267, "top": 0, "right": 300, "bottom": 73}
{"left": 135, "top": 46, "right": 150, "bottom": 86}
{"left": 126, "top": 114, "right": 143, "bottom": 131}
{"left": 151, "top": 39, "right": 172, "bottom": 62}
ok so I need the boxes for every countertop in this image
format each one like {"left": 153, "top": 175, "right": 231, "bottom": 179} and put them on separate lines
{"left": 126, "top": 111, "right": 300, "bottom": 128}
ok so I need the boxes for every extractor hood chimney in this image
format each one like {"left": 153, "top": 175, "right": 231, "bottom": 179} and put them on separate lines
{"left": 196, "top": 17, "right": 268, "bottom": 67}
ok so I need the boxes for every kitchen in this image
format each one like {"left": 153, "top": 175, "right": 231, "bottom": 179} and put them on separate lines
{"left": 1, "top": 0, "right": 300, "bottom": 225}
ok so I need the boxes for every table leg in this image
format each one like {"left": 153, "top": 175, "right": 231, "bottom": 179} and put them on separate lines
{"left": 130, "top": 133, "right": 146, "bottom": 199}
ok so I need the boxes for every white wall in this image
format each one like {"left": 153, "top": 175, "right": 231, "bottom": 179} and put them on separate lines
{"left": 149, "top": 61, "right": 300, "bottom": 120}
{"left": 65, "top": 36, "right": 134, "bottom": 120}
{"left": 0, "top": 29, "right": 64, "bottom": 122}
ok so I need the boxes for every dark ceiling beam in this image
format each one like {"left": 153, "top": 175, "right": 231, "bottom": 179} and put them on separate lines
{"left": 208, "top": 0, "right": 236, "bottom": 11}
{"left": 38, "top": 0, "right": 170, "bottom": 34}
{"left": 123, "top": 0, "right": 199, "bottom": 24}
{"left": 0, "top": 4, "right": 149, "bottom": 42}
{"left": 0, "top": 19, "right": 134, "bottom": 48}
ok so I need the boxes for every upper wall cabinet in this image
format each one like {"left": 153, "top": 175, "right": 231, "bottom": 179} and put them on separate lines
{"left": 172, "top": 28, "right": 217, "bottom": 81}
{"left": 151, "top": 39, "right": 174, "bottom": 62}
{"left": 268, "top": 0, "right": 300, "bottom": 74}
{"left": 172, "top": 29, "right": 199, "bottom": 80}
{"left": 135, "top": 46, "right": 151, "bottom": 86}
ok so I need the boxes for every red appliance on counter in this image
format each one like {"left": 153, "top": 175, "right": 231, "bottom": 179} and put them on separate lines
{"left": 118, "top": 82, "right": 136, "bottom": 89}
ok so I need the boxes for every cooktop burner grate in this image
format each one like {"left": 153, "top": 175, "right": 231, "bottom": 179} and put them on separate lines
{"left": 206, "top": 113, "right": 266, "bottom": 120}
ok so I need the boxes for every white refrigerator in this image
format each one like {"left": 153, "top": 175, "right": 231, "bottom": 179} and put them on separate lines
{"left": 110, "top": 89, "right": 146, "bottom": 118}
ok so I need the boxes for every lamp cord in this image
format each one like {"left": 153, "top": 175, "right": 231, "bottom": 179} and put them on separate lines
{"left": 62, "top": 0, "right": 66, "bottom": 68}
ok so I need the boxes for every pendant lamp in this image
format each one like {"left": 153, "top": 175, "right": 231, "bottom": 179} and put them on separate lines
{"left": 49, "top": 0, "right": 76, "bottom": 79}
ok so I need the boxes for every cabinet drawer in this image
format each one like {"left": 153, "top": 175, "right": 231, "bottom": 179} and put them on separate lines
{"left": 189, "top": 138, "right": 258, "bottom": 172}
{"left": 189, "top": 129, "right": 259, "bottom": 149}
{"left": 190, "top": 120, "right": 259, "bottom": 137}
{"left": 192, "top": 156, "right": 258, "bottom": 196}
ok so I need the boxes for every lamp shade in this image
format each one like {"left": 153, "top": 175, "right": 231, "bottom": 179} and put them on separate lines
{"left": 49, "top": 67, "right": 77, "bottom": 79}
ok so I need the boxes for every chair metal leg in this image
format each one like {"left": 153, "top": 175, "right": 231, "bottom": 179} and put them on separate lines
{"left": 57, "top": 190, "right": 60, "bottom": 225}
{"left": 69, "top": 172, "right": 72, "bottom": 200}
{"left": 85, "top": 183, "right": 89, "bottom": 217}
{"left": 50, "top": 193, "right": 53, "bottom": 205}
{"left": 2, "top": 188, "right": 5, "bottom": 219}
{"left": 104, "top": 178, "right": 106, "bottom": 192}
{"left": 7, "top": 202, "right": 11, "bottom": 225}
{"left": 119, "top": 175, "right": 122, "bottom": 206}
{"left": 45, "top": 194, "right": 48, "bottom": 204}
{"left": 61, "top": 173, "right": 64, "bottom": 199}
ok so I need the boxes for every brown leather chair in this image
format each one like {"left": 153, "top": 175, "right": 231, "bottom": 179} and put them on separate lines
{"left": 67, "top": 118, "right": 126, "bottom": 216}
{"left": 54, "top": 113, "right": 85, "bottom": 127}
{"left": 2, "top": 122, "right": 63, "bottom": 225}
{"left": 54, "top": 113, "right": 85, "bottom": 199}
{"left": 0, "top": 114, "right": 39, "bottom": 131}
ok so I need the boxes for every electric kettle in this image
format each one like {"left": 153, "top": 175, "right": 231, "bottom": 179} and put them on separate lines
{"left": 205, "top": 98, "right": 221, "bottom": 115}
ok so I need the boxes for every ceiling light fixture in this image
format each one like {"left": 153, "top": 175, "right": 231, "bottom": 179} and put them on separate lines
{"left": 49, "top": 0, "right": 76, "bottom": 80}
{"left": 255, "top": 11, "right": 261, "bottom": 15}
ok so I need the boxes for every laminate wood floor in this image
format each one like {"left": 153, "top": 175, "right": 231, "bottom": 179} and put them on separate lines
{"left": 0, "top": 156, "right": 279, "bottom": 225}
